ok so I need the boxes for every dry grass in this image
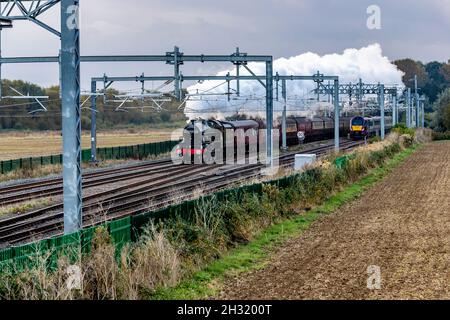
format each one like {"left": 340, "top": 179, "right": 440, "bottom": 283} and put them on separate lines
{"left": 192, "top": 183, "right": 206, "bottom": 199}
{"left": 0, "top": 198, "right": 53, "bottom": 217}
{"left": 0, "top": 244, "right": 81, "bottom": 300}
{"left": 0, "top": 129, "right": 173, "bottom": 161}
{"left": 166, "top": 186, "right": 190, "bottom": 206}
{"left": 415, "top": 128, "right": 434, "bottom": 143}
{"left": 352, "top": 131, "right": 412, "bottom": 154}
{"left": 0, "top": 226, "right": 181, "bottom": 300}
{"left": 0, "top": 164, "right": 62, "bottom": 183}
{"left": 0, "top": 152, "right": 171, "bottom": 184}
{"left": 125, "top": 224, "right": 181, "bottom": 294}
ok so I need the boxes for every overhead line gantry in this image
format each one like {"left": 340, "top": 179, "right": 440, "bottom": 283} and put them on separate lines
{"left": 88, "top": 71, "right": 341, "bottom": 161}
{"left": 0, "top": 0, "right": 275, "bottom": 234}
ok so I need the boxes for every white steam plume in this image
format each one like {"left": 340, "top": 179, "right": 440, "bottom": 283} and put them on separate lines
{"left": 184, "top": 43, "right": 404, "bottom": 120}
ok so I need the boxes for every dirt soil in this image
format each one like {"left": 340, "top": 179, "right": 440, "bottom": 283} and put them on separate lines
{"left": 219, "top": 141, "right": 450, "bottom": 300}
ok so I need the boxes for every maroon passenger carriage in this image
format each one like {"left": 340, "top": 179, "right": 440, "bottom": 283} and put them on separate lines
{"left": 176, "top": 116, "right": 353, "bottom": 163}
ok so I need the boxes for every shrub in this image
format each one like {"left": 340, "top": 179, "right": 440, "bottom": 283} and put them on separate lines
{"left": 392, "top": 124, "right": 416, "bottom": 137}
{"left": 399, "top": 134, "right": 414, "bottom": 148}
{"left": 432, "top": 131, "right": 450, "bottom": 141}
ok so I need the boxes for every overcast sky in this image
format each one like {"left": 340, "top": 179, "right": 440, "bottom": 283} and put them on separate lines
{"left": 1, "top": 0, "right": 449, "bottom": 90}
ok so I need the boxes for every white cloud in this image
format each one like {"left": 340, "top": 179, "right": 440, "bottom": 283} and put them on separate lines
{"left": 185, "top": 43, "right": 404, "bottom": 119}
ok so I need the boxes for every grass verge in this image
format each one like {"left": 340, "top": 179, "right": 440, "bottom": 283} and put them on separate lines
{"left": 152, "top": 144, "right": 421, "bottom": 300}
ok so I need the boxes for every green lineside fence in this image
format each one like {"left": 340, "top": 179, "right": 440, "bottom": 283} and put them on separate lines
{"left": 0, "top": 140, "right": 179, "bottom": 175}
{"left": 334, "top": 154, "right": 355, "bottom": 169}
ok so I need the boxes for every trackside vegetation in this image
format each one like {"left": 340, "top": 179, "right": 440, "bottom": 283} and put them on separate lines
{"left": 154, "top": 143, "right": 420, "bottom": 299}
{"left": 432, "top": 131, "right": 450, "bottom": 141}
{"left": 0, "top": 133, "right": 419, "bottom": 300}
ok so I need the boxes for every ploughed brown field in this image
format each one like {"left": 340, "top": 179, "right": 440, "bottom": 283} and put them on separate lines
{"left": 220, "top": 141, "right": 450, "bottom": 299}
{"left": 0, "top": 129, "right": 175, "bottom": 160}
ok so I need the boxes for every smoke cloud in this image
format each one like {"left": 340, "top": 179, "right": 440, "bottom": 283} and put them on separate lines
{"left": 184, "top": 43, "right": 404, "bottom": 120}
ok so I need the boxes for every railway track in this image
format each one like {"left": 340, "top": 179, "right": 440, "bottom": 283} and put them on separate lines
{"left": 0, "top": 159, "right": 178, "bottom": 206}
{"left": 0, "top": 139, "right": 363, "bottom": 247}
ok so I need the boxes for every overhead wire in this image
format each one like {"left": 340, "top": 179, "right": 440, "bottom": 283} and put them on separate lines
{"left": 0, "top": 98, "right": 60, "bottom": 109}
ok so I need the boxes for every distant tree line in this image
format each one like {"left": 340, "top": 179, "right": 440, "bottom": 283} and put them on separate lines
{"left": 394, "top": 59, "right": 450, "bottom": 103}
{"left": 0, "top": 79, "right": 187, "bottom": 131}
{"left": 432, "top": 88, "right": 450, "bottom": 132}
{"left": 2, "top": 58, "right": 450, "bottom": 132}
{"left": 393, "top": 59, "right": 450, "bottom": 131}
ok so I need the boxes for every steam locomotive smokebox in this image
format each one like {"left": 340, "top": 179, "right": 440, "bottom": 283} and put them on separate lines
{"left": 294, "top": 154, "right": 317, "bottom": 171}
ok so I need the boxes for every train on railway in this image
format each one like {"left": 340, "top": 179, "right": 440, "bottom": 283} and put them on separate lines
{"left": 349, "top": 116, "right": 393, "bottom": 140}
{"left": 176, "top": 115, "right": 393, "bottom": 162}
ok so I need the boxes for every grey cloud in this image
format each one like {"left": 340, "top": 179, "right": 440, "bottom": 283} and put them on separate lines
{"left": 0, "top": 0, "right": 448, "bottom": 89}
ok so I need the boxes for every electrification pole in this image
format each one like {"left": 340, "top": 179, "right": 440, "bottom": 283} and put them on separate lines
{"left": 61, "top": 0, "right": 82, "bottom": 234}
{"left": 266, "top": 59, "right": 274, "bottom": 166}
{"left": 379, "top": 84, "right": 385, "bottom": 140}
{"left": 168, "top": 46, "right": 183, "bottom": 100}
{"left": 358, "top": 78, "right": 364, "bottom": 117}
{"left": 0, "top": 6, "right": 13, "bottom": 99}
{"left": 392, "top": 94, "right": 397, "bottom": 126}
{"left": 406, "top": 88, "right": 411, "bottom": 128}
{"left": 281, "top": 79, "right": 287, "bottom": 150}
{"left": 0, "top": 26, "right": 2, "bottom": 100}
{"left": 90, "top": 80, "right": 97, "bottom": 162}
{"left": 334, "top": 79, "right": 340, "bottom": 152}
{"left": 235, "top": 47, "right": 240, "bottom": 96}
{"left": 414, "top": 75, "right": 419, "bottom": 128}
